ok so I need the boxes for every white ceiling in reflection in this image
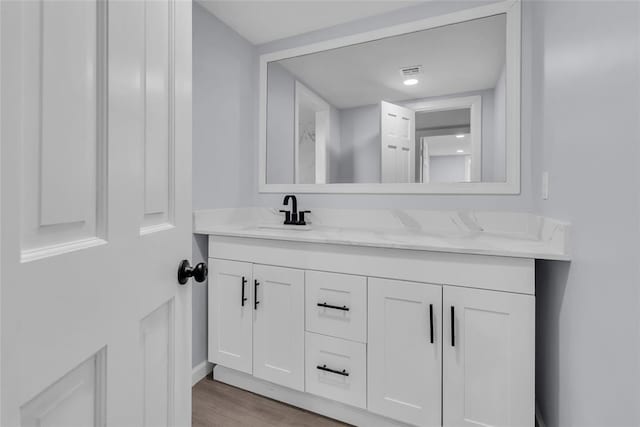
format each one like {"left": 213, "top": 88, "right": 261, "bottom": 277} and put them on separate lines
{"left": 276, "top": 14, "right": 506, "bottom": 109}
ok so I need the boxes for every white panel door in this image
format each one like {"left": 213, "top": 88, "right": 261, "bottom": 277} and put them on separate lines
{"left": 253, "top": 265, "right": 305, "bottom": 391}
{"left": 380, "top": 101, "right": 415, "bottom": 183}
{"left": 0, "top": 1, "right": 192, "bottom": 426}
{"left": 443, "top": 287, "right": 534, "bottom": 427}
{"left": 209, "top": 259, "right": 253, "bottom": 374}
{"left": 368, "top": 278, "right": 442, "bottom": 427}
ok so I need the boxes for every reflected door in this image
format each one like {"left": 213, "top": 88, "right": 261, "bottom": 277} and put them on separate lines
{"left": 0, "top": 0, "right": 192, "bottom": 425}
{"left": 380, "top": 101, "right": 415, "bottom": 183}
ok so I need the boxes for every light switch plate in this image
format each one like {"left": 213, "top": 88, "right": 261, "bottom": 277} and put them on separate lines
{"left": 542, "top": 172, "right": 549, "bottom": 200}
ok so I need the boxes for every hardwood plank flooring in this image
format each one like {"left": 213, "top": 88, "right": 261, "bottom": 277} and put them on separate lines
{"left": 192, "top": 376, "right": 351, "bottom": 427}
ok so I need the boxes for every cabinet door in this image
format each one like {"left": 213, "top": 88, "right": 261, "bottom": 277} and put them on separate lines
{"left": 368, "top": 278, "right": 442, "bottom": 427}
{"left": 208, "top": 259, "right": 253, "bottom": 374}
{"left": 443, "top": 287, "right": 534, "bottom": 427}
{"left": 253, "top": 265, "right": 305, "bottom": 391}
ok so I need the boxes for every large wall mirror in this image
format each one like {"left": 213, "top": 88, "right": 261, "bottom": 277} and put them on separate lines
{"left": 259, "top": 1, "right": 520, "bottom": 194}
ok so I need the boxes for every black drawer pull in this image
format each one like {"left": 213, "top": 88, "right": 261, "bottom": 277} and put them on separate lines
{"left": 316, "top": 364, "right": 349, "bottom": 377}
{"left": 317, "top": 302, "right": 349, "bottom": 311}
{"left": 241, "top": 276, "right": 248, "bottom": 307}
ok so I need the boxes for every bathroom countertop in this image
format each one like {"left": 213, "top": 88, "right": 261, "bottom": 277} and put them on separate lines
{"left": 194, "top": 208, "right": 571, "bottom": 261}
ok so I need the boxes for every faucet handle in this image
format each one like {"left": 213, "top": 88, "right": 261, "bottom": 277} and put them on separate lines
{"left": 279, "top": 210, "right": 291, "bottom": 225}
{"left": 298, "top": 210, "right": 311, "bottom": 226}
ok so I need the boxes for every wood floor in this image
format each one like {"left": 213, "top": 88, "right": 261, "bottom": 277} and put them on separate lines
{"left": 192, "top": 376, "right": 351, "bottom": 427}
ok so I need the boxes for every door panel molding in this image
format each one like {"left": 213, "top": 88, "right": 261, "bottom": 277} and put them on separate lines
{"left": 140, "top": 299, "right": 175, "bottom": 427}
{"left": 19, "top": 0, "right": 108, "bottom": 261}
{"left": 20, "top": 348, "right": 107, "bottom": 427}
{"left": 141, "top": 0, "right": 176, "bottom": 235}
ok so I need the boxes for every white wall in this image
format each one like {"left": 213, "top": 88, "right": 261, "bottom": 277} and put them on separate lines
{"left": 192, "top": 3, "right": 640, "bottom": 426}
{"left": 430, "top": 155, "right": 467, "bottom": 183}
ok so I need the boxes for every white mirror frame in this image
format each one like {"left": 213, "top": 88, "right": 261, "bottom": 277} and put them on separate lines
{"left": 259, "top": 0, "right": 521, "bottom": 194}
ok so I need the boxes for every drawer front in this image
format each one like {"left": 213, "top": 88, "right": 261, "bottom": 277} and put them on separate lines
{"left": 305, "top": 271, "right": 367, "bottom": 342}
{"left": 305, "top": 332, "right": 367, "bottom": 409}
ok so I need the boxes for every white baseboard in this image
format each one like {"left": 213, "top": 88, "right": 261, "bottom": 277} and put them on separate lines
{"left": 192, "top": 361, "right": 213, "bottom": 386}
{"left": 213, "top": 365, "right": 412, "bottom": 427}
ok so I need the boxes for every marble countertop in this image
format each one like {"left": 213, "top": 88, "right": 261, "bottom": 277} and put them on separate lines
{"left": 194, "top": 208, "right": 571, "bottom": 261}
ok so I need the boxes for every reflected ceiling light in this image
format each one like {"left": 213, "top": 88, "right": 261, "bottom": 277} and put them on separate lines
{"left": 400, "top": 65, "right": 422, "bottom": 87}
{"left": 456, "top": 134, "right": 465, "bottom": 139}
{"left": 456, "top": 149, "right": 465, "bottom": 153}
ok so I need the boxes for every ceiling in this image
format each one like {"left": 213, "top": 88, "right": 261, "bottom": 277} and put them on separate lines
{"left": 275, "top": 14, "right": 506, "bottom": 109}
{"left": 197, "top": 0, "right": 421, "bottom": 45}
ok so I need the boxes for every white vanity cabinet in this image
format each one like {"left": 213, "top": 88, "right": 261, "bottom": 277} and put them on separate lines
{"left": 443, "top": 287, "right": 534, "bottom": 427}
{"left": 368, "top": 278, "right": 442, "bottom": 427}
{"left": 207, "top": 235, "right": 537, "bottom": 427}
{"left": 252, "top": 264, "right": 305, "bottom": 391}
{"left": 208, "top": 259, "right": 305, "bottom": 391}
{"left": 208, "top": 259, "right": 253, "bottom": 374}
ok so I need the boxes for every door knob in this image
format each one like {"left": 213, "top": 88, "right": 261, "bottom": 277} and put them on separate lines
{"left": 177, "top": 260, "right": 208, "bottom": 285}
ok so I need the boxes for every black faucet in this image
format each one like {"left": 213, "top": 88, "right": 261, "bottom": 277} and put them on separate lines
{"left": 280, "top": 195, "right": 310, "bottom": 226}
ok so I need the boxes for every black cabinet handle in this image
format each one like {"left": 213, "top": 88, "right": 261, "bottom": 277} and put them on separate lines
{"left": 241, "top": 276, "right": 248, "bottom": 307}
{"left": 317, "top": 302, "right": 349, "bottom": 311}
{"left": 429, "top": 304, "right": 434, "bottom": 344}
{"left": 451, "top": 306, "right": 455, "bottom": 347}
{"left": 316, "top": 364, "right": 349, "bottom": 377}
{"left": 254, "top": 280, "right": 260, "bottom": 310}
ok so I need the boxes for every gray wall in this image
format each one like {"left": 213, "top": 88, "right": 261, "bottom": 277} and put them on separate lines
{"left": 192, "top": 2, "right": 257, "bottom": 367}
{"left": 192, "top": 2, "right": 640, "bottom": 426}
{"left": 531, "top": 1, "right": 640, "bottom": 426}
{"left": 266, "top": 62, "right": 342, "bottom": 184}
{"left": 492, "top": 65, "right": 506, "bottom": 182}
{"left": 266, "top": 62, "right": 295, "bottom": 183}
{"left": 338, "top": 104, "right": 380, "bottom": 183}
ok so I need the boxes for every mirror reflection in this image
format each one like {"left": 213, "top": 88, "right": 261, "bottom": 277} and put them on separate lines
{"left": 266, "top": 14, "right": 507, "bottom": 185}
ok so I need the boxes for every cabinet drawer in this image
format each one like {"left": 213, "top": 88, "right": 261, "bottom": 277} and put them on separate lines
{"left": 305, "top": 332, "right": 367, "bottom": 409}
{"left": 305, "top": 271, "right": 367, "bottom": 342}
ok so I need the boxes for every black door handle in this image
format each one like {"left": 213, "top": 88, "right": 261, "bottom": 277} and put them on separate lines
{"left": 451, "top": 306, "right": 455, "bottom": 347}
{"left": 177, "top": 260, "right": 208, "bottom": 285}
{"left": 429, "top": 304, "right": 434, "bottom": 344}
{"left": 241, "top": 276, "right": 248, "bottom": 307}
{"left": 254, "top": 280, "right": 260, "bottom": 310}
